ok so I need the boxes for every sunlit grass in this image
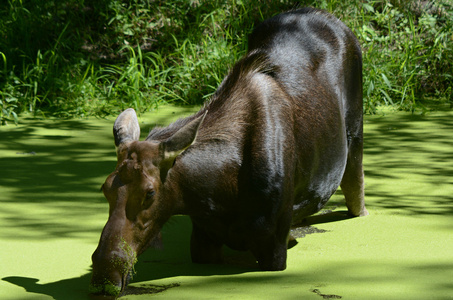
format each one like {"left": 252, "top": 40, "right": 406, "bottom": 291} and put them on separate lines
{"left": 0, "top": 0, "right": 452, "bottom": 124}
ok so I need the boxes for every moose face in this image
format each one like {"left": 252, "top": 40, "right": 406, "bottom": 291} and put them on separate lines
{"left": 90, "top": 109, "right": 206, "bottom": 296}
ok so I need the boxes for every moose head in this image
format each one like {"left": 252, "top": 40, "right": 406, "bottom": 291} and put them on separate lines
{"left": 90, "top": 108, "right": 206, "bottom": 296}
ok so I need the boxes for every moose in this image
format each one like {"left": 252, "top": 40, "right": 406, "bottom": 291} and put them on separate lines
{"left": 90, "top": 7, "right": 368, "bottom": 297}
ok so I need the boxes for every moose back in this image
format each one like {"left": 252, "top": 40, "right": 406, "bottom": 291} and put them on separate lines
{"left": 90, "top": 7, "right": 368, "bottom": 297}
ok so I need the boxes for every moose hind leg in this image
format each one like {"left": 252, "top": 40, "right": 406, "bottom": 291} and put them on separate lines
{"left": 340, "top": 136, "right": 368, "bottom": 217}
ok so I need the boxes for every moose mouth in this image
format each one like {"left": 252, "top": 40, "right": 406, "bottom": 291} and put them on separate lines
{"left": 90, "top": 245, "right": 137, "bottom": 297}
{"left": 90, "top": 232, "right": 161, "bottom": 297}
{"left": 89, "top": 268, "right": 134, "bottom": 298}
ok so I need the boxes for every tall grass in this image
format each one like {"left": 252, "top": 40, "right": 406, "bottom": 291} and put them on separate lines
{"left": 1, "top": 0, "right": 452, "bottom": 124}
{"left": 351, "top": 0, "right": 453, "bottom": 113}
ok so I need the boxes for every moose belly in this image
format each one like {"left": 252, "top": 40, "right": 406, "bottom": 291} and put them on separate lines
{"left": 291, "top": 157, "right": 347, "bottom": 223}
{"left": 192, "top": 214, "right": 278, "bottom": 252}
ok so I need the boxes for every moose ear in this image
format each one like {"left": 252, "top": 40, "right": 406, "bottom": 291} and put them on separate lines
{"left": 113, "top": 108, "right": 141, "bottom": 147}
{"left": 162, "top": 111, "right": 207, "bottom": 161}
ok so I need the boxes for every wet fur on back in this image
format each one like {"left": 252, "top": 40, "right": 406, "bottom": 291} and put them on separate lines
{"left": 147, "top": 50, "right": 278, "bottom": 144}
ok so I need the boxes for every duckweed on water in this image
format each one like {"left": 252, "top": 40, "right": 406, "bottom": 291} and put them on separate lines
{"left": 122, "top": 283, "right": 181, "bottom": 296}
{"left": 2, "top": 109, "right": 453, "bottom": 299}
{"left": 88, "top": 281, "right": 121, "bottom": 297}
{"left": 290, "top": 226, "right": 328, "bottom": 239}
{"left": 111, "top": 238, "right": 138, "bottom": 280}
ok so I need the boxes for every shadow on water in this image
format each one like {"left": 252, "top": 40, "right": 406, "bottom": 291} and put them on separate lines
{"left": 2, "top": 274, "right": 183, "bottom": 300}
{"left": 0, "top": 118, "right": 117, "bottom": 241}
{"left": 297, "top": 210, "right": 353, "bottom": 227}
{"left": 1, "top": 211, "right": 344, "bottom": 300}
{"left": 3, "top": 275, "right": 93, "bottom": 300}
{"left": 0, "top": 107, "right": 197, "bottom": 241}
{"left": 363, "top": 112, "right": 453, "bottom": 216}
{"left": 1, "top": 215, "right": 256, "bottom": 300}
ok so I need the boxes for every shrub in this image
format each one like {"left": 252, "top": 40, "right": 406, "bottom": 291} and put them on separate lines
{"left": 1, "top": 0, "right": 452, "bottom": 123}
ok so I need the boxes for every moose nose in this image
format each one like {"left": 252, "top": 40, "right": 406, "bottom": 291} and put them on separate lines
{"left": 89, "top": 272, "right": 123, "bottom": 297}
{"left": 89, "top": 266, "right": 124, "bottom": 297}
{"left": 90, "top": 249, "right": 126, "bottom": 297}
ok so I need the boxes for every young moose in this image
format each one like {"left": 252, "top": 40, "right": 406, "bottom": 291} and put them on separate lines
{"left": 90, "top": 8, "right": 368, "bottom": 296}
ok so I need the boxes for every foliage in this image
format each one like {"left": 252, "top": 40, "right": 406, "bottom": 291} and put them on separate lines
{"left": 0, "top": 0, "right": 452, "bottom": 124}
{"left": 350, "top": 0, "right": 453, "bottom": 113}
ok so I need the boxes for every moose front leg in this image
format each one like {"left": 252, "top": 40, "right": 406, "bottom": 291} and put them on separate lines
{"left": 190, "top": 222, "right": 223, "bottom": 264}
{"left": 250, "top": 213, "right": 292, "bottom": 271}
{"left": 251, "top": 234, "right": 288, "bottom": 271}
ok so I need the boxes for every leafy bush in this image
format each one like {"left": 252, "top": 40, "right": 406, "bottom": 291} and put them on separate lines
{"left": 352, "top": 0, "right": 453, "bottom": 113}
{"left": 1, "top": 0, "right": 452, "bottom": 124}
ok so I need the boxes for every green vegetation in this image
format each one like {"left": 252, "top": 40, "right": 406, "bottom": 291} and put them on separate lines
{"left": 119, "top": 237, "right": 138, "bottom": 279}
{"left": 1, "top": 0, "right": 452, "bottom": 124}
{"left": 88, "top": 281, "right": 122, "bottom": 297}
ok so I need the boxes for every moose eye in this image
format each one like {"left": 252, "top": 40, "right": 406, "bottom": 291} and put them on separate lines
{"left": 146, "top": 190, "right": 155, "bottom": 200}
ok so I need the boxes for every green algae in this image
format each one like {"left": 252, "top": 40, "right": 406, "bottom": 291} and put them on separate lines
{"left": 88, "top": 281, "right": 121, "bottom": 297}
{"left": 1, "top": 107, "right": 452, "bottom": 300}
{"left": 122, "top": 283, "right": 180, "bottom": 296}
{"left": 114, "top": 238, "right": 138, "bottom": 282}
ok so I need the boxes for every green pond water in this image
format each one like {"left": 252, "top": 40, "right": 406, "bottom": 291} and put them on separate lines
{"left": 1, "top": 105, "right": 452, "bottom": 299}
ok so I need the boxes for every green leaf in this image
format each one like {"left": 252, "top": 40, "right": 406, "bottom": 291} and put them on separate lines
{"left": 380, "top": 88, "right": 394, "bottom": 105}
{"left": 363, "top": 3, "right": 375, "bottom": 13}
{"left": 381, "top": 73, "right": 392, "bottom": 89}
{"left": 367, "top": 80, "right": 375, "bottom": 97}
